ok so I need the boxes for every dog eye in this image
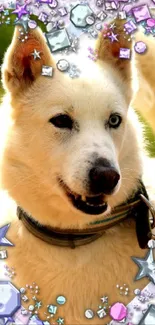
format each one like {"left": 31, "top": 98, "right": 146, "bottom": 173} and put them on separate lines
{"left": 108, "top": 114, "right": 122, "bottom": 128}
{"left": 49, "top": 114, "right": 73, "bottom": 130}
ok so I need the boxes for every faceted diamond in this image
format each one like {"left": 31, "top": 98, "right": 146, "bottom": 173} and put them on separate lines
{"left": 28, "top": 20, "right": 37, "bottom": 29}
{"left": 58, "top": 7, "right": 68, "bottom": 17}
{"left": 0, "top": 250, "right": 7, "bottom": 259}
{"left": 96, "top": 0, "right": 104, "bottom": 7}
{"left": 57, "top": 59, "right": 70, "bottom": 72}
{"left": 47, "top": 305, "right": 57, "bottom": 314}
{"left": 28, "top": 315, "right": 43, "bottom": 325}
{"left": 118, "top": 11, "right": 127, "bottom": 19}
{"left": 110, "top": 302, "right": 127, "bottom": 321}
{"left": 48, "top": 0, "right": 58, "bottom": 8}
{"left": 97, "top": 308, "right": 107, "bottom": 318}
{"left": 124, "top": 20, "right": 137, "bottom": 34}
{"left": 134, "top": 41, "right": 147, "bottom": 54}
{"left": 41, "top": 65, "right": 53, "bottom": 77}
{"left": 70, "top": 4, "right": 94, "bottom": 28}
{"left": 56, "top": 296, "right": 66, "bottom": 305}
{"left": 45, "top": 29, "right": 71, "bottom": 52}
{"left": 105, "top": 1, "right": 118, "bottom": 10}
{"left": 38, "top": 12, "right": 48, "bottom": 23}
{"left": 22, "top": 295, "right": 29, "bottom": 302}
{"left": 96, "top": 10, "right": 107, "bottom": 21}
{"left": 20, "top": 288, "right": 26, "bottom": 294}
{"left": 132, "top": 5, "right": 151, "bottom": 23}
{"left": 85, "top": 15, "right": 95, "bottom": 26}
{"left": 85, "top": 309, "right": 94, "bottom": 319}
{"left": 119, "top": 48, "right": 131, "bottom": 59}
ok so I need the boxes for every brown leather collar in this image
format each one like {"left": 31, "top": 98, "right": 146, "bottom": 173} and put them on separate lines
{"left": 17, "top": 180, "right": 154, "bottom": 249}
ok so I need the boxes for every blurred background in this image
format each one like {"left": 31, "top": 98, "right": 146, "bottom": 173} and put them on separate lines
{"left": 0, "top": 15, "right": 155, "bottom": 157}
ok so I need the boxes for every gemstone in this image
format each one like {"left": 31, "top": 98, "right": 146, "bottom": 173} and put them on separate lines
{"left": 96, "top": 10, "right": 107, "bottom": 21}
{"left": 47, "top": 305, "right": 57, "bottom": 314}
{"left": 118, "top": 11, "right": 127, "bottom": 19}
{"left": 29, "top": 305, "right": 35, "bottom": 311}
{"left": 148, "top": 239, "right": 155, "bottom": 248}
{"left": 0, "top": 250, "right": 7, "bottom": 259}
{"left": 58, "top": 7, "right": 68, "bottom": 17}
{"left": 95, "top": 22, "right": 102, "bottom": 30}
{"left": 28, "top": 20, "right": 37, "bottom": 29}
{"left": 96, "top": 0, "right": 104, "bottom": 7}
{"left": 48, "top": 0, "right": 58, "bottom": 8}
{"left": 22, "top": 295, "right": 29, "bottom": 302}
{"left": 70, "top": 4, "right": 94, "bottom": 28}
{"left": 132, "top": 5, "right": 151, "bottom": 23}
{"left": 134, "top": 41, "right": 147, "bottom": 54}
{"left": 56, "top": 296, "right": 66, "bottom": 305}
{"left": 85, "top": 15, "right": 95, "bottom": 26}
{"left": 85, "top": 309, "right": 94, "bottom": 319}
{"left": 119, "top": 48, "right": 131, "bottom": 59}
{"left": 38, "top": 12, "right": 48, "bottom": 23}
{"left": 139, "top": 305, "right": 155, "bottom": 325}
{"left": 0, "top": 281, "right": 21, "bottom": 317}
{"left": 97, "top": 308, "right": 107, "bottom": 318}
{"left": 20, "top": 288, "right": 26, "bottom": 294}
{"left": 28, "top": 315, "right": 43, "bottom": 325}
{"left": 124, "top": 20, "right": 137, "bottom": 34}
{"left": 45, "top": 29, "right": 71, "bottom": 52}
{"left": 41, "top": 65, "right": 53, "bottom": 77}
{"left": 56, "top": 59, "right": 70, "bottom": 72}
{"left": 110, "top": 302, "right": 127, "bottom": 321}
{"left": 146, "top": 18, "right": 155, "bottom": 27}
{"left": 105, "top": 1, "right": 118, "bottom": 10}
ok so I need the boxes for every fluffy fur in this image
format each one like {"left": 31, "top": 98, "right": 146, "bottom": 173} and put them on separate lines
{"left": 0, "top": 21, "right": 155, "bottom": 323}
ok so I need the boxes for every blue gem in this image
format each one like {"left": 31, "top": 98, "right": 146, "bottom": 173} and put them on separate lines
{"left": 47, "top": 305, "right": 57, "bottom": 314}
{"left": 56, "top": 318, "right": 64, "bottom": 325}
{"left": 56, "top": 296, "right": 66, "bottom": 305}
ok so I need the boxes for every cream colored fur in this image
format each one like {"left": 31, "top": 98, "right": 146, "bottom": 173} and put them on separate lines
{"left": 0, "top": 23, "right": 155, "bottom": 324}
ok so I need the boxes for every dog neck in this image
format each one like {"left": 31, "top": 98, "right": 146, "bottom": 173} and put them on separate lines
{"left": 17, "top": 180, "right": 153, "bottom": 249}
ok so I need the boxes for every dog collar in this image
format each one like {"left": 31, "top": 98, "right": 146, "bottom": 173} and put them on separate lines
{"left": 17, "top": 180, "right": 155, "bottom": 249}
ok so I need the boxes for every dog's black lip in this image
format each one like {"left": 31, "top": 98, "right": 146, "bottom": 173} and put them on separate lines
{"left": 58, "top": 177, "right": 108, "bottom": 215}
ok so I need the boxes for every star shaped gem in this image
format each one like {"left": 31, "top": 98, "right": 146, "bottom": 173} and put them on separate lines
{"left": 109, "top": 22, "right": 116, "bottom": 30}
{"left": 108, "top": 32, "right": 118, "bottom": 42}
{"left": 0, "top": 224, "right": 14, "bottom": 247}
{"left": 12, "top": 4, "right": 29, "bottom": 19}
{"left": 35, "top": 301, "right": 42, "bottom": 309}
{"left": 100, "top": 296, "right": 108, "bottom": 303}
{"left": 132, "top": 249, "right": 155, "bottom": 284}
{"left": 56, "top": 318, "right": 64, "bottom": 325}
{"left": 31, "top": 49, "right": 41, "bottom": 60}
{"left": 14, "top": 14, "right": 29, "bottom": 32}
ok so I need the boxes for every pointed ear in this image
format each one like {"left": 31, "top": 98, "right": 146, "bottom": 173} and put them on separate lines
{"left": 2, "top": 27, "right": 54, "bottom": 95}
{"left": 96, "top": 19, "right": 132, "bottom": 83}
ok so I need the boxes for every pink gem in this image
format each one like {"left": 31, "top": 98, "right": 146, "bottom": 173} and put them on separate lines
{"left": 147, "top": 18, "right": 155, "bottom": 27}
{"left": 110, "top": 302, "right": 127, "bottom": 321}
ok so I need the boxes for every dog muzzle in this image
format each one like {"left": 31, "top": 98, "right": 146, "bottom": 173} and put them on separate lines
{"left": 17, "top": 180, "right": 155, "bottom": 249}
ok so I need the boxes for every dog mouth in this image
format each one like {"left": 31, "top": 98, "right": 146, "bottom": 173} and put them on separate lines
{"left": 58, "top": 178, "right": 108, "bottom": 215}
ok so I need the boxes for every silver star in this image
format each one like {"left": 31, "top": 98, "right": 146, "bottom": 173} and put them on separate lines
{"left": 14, "top": 14, "right": 29, "bottom": 32}
{"left": 31, "top": 49, "right": 41, "bottom": 60}
{"left": 132, "top": 249, "right": 155, "bottom": 284}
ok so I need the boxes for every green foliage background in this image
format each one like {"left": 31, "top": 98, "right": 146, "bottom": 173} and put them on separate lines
{"left": 0, "top": 14, "right": 155, "bottom": 157}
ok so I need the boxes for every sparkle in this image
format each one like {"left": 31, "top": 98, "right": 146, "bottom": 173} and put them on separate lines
{"left": 108, "top": 32, "right": 118, "bottom": 42}
{"left": 132, "top": 248, "right": 155, "bottom": 284}
{"left": 31, "top": 49, "right": 41, "bottom": 60}
{"left": 56, "top": 318, "right": 64, "bottom": 325}
{"left": 35, "top": 301, "right": 42, "bottom": 309}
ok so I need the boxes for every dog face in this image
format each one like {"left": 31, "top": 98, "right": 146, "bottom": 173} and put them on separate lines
{"left": 1, "top": 23, "right": 141, "bottom": 228}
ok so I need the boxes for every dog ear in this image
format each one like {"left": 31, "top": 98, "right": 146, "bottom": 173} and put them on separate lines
{"left": 96, "top": 19, "right": 132, "bottom": 83}
{"left": 2, "top": 27, "right": 54, "bottom": 95}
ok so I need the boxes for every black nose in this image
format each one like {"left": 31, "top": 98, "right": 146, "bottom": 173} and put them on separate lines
{"left": 89, "top": 158, "right": 120, "bottom": 195}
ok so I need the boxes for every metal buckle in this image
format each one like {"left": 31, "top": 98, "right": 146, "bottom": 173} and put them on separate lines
{"left": 140, "top": 194, "right": 155, "bottom": 239}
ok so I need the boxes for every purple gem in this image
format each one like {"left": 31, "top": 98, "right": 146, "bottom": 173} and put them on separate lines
{"left": 124, "top": 20, "right": 137, "bottom": 34}
{"left": 38, "top": 0, "right": 53, "bottom": 2}
{"left": 105, "top": 1, "right": 118, "bottom": 10}
{"left": 110, "top": 302, "right": 127, "bottom": 321}
{"left": 58, "top": 7, "right": 68, "bottom": 17}
{"left": 132, "top": 5, "right": 151, "bottom": 23}
{"left": 134, "top": 41, "right": 147, "bottom": 54}
{"left": 48, "top": 0, "right": 58, "bottom": 8}
{"left": 0, "top": 281, "right": 21, "bottom": 317}
{"left": 0, "top": 5, "right": 4, "bottom": 12}
{"left": 119, "top": 48, "right": 131, "bottom": 59}
{"left": 28, "top": 20, "right": 37, "bottom": 29}
{"left": 38, "top": 12, "right": 48, "bottom": 22}
{"left": 147, "top": 18, "right": 155, "bottom": 27}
